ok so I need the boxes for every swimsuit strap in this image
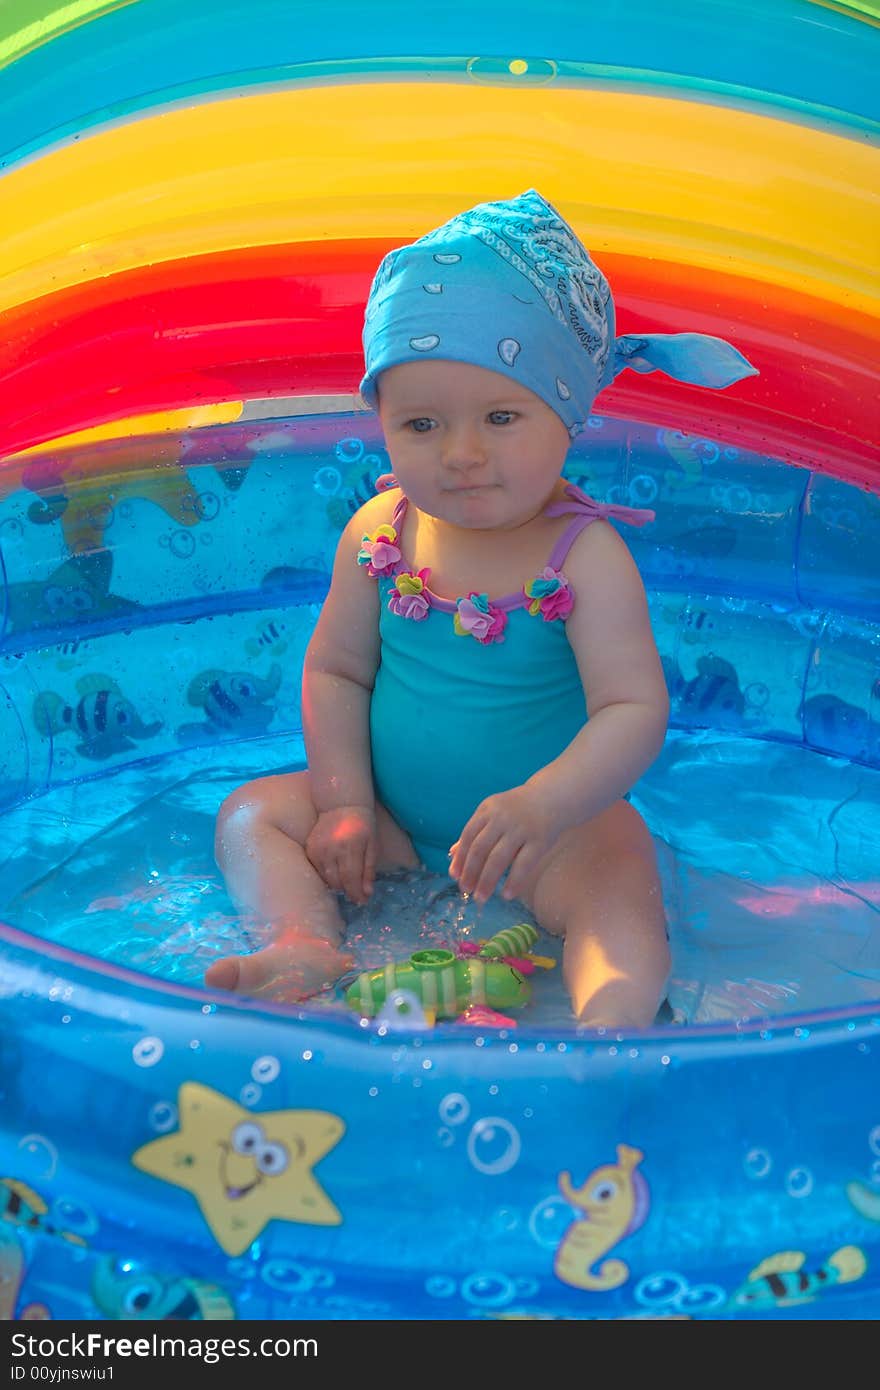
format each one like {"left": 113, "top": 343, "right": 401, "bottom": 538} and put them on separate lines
{"left": 544, "top": 483, "right": 655, "bottom": 570}
{"left": 372, "top": 474, "right": 654, "bottom": 599}
{"left": 376, "top": 472, "right": 408, "bottom": 529}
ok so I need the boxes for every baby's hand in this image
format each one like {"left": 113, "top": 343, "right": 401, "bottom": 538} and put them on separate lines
{"left": 449, "top": 786, "right": 562, "bottom": 904}
{"left": 305, "top": 804, "right": 377, "bottom": 905}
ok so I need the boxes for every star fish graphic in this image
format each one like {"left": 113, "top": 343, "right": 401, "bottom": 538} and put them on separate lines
{"left": 132, "top": 1082, "right": 345, "bottom": 1256}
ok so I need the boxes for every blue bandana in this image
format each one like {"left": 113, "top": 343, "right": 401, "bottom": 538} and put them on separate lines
{"left": 360, "top": 189, "right": 757, "bottom": 437}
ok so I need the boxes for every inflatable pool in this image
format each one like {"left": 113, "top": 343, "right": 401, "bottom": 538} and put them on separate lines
{"left": 1, "top": 0, "right": 879, "bottom": 1322}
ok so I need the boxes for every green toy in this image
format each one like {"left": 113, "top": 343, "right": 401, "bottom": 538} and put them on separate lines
{"left": 344, "top": 922, "right": 554, "bottom": 1021}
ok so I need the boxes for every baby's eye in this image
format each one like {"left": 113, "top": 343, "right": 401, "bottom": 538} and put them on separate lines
{"left": 407, "top": 417, "right": 436, "bottom": 433}
{"left": 488, "top": 411, "right": 516, "bottom": 425}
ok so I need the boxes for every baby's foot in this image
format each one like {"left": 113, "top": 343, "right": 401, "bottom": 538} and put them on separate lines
{"left": 205, "top": 933, "right": 353, "bottom": 1004}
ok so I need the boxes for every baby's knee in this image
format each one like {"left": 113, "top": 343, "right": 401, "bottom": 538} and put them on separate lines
{"left": 214, "top": 784, "right": 263, "bottom": 865}
{"left": 214, "top": 770, "right": 316, "bottom": 866}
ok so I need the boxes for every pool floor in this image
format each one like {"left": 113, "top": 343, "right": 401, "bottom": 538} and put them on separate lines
{"left": 2, "top": 727, "right": 879, "bottom": 1029}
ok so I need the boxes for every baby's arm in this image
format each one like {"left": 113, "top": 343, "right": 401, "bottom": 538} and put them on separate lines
{"left": 302, "top": 493, "right": 396, "bottom": 904}
{"left": 450, "top": 521, "right": 669, "bottom": 902}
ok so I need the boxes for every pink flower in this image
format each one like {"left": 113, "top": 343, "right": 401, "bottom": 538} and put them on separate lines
{"left": 453, "top": 593, "right": 507, "bottom": 644}
{"left": 389, "top": 569, "right": 431, "bottom": 620}
{"left": 357, "top": 524, "right": 401, "bottom": 578}
{"left": 523, "top": 567, "right": 574, "bottom": 622}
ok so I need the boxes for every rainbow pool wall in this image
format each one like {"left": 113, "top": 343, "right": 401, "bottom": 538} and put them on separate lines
{"left": 1, "top": 0, "right": 879, "bottom": 1321}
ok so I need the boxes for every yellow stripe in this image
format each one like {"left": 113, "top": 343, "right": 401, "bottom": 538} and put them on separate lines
{"left": 2, "top": 84, "right": 877, "bottom": 315}
{"left": 470, "top": 959, "right": 487, "bottom": 1006}
{"left": 441, "top": 967, "right": 458, "bottom": 1016}
{"left": 10, "top": 402, "right": 243, "bottom": 457}
{"left": 420, "top": 970, "right": 437, "bottom": 1013}
{"left": 358, "top": 972, "right": 374, "bottom": 1014}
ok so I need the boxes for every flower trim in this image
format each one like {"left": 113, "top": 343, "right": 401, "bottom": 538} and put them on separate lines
{"left": 453, "top": 592, "right": 507, "bottom": 644}
{"left": 357, "top": 523, "right": 401, "bottom": 578}
{"left": 388, "top": 568, "right": 431, "bottom": 621}
{"left": 523, "top": 567, "right": 574, "bottom": 622}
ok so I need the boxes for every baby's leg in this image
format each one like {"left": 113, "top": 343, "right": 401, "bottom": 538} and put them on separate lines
{"left": 524, "top": 800, "right": 670, "bottom": 1030}
{"left": 205, "top": 770, "right": 418, "bottom": 1001}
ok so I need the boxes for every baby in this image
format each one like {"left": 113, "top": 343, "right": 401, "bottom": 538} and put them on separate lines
{"left": 205, "top": 189, "right": 756, "bottom": 1027}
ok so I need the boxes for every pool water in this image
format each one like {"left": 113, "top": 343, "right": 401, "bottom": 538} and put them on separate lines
{"left": 3, "top": 723, "right": 879, "bottom": 1031}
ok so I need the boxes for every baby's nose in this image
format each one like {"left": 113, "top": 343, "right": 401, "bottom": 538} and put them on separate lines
{"left": 443, "top": 424, "right": 487, "bottom": 471}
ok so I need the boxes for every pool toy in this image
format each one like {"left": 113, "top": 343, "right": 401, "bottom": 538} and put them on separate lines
{"left": 0, "top": 0, "right": 879, "bottom": 1324}
{"left": 344, "top": 923, "right": 555, "bottom": 1022}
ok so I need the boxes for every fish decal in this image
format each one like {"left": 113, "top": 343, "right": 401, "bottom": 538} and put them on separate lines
{"left": 177, "top": 664, "right": 281, "bottom": 744}
{"left": 0, "top": 1227, "right": 52, "bottom": 1321}
{"left": 4, "top": 552, "right": 140, "bottom": 637}
{"left": 325, "top": 453, "right": 389, "bottom": 529}
{"left": 732, "top": 1246, "right": 866, "bottom": 1308}
{"left": 658, "top": 428, "right": 715, "bottom": 492}
{"left": 245, "top": 619, "right": 288, "bottom": 659}
{"left": 91, "top": 1255, "right": 235, "bottom": 1320}
{"left": 21, "top": 454, "right": 210, "bottom": 556}
{"left": 33, "top": 674, "right": 163, "bottom": 759}
{"left": 801, "top": 694, "right": 877, "bottom": 763}
{"left": 1, "top": 1178, "right": 87, "bottom": 1247}
{"left": 554, "top": 1145, "right": 650, "bottom": 1292}
{"left": 664, "top": 654, "right": 745, "bottom": 728}
{"left": 846, "top": 1180, "right": 880, "bottom": 1223}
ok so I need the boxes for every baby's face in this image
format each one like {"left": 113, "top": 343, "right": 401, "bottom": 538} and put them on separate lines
{"left": 377, "top": 360, "right": 570, "bottom": 530}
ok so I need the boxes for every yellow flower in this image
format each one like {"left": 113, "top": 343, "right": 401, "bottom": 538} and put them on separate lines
{"left": 395, "top": 571, "right": 426, "bottom": 596}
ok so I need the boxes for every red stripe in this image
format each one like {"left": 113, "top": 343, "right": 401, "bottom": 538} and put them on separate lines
{"left": 1, "top": 242, "right": 877, "bottom": 485}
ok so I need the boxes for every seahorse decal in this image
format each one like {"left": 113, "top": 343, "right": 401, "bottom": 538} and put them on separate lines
{"left": 553, "top": 1145, "right": 650, "bottom": 1291}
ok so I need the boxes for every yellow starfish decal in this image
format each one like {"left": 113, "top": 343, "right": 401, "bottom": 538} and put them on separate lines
{"left": 132, "top": 1082, "right": 345, "bottom": 1256}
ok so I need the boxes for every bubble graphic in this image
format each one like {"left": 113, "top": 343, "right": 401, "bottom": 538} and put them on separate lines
{"left": 460, "top": 1271, "right": 516, "bottom": 1308}
{"left": 425, "top": 1275, "right": 457, "bottom": 1299}
{"left": 16, "top": 1135, "right": 59, "bottom": 1181}
{"left": 467, "top": 1117, "right": 521, "bottom": 1175}
{"left": 338, "top": 435, "right": 369, "bottom": 469}
{"left": 148, "top": 1102, "right": 177, "bottom": 1133}
{"left": 168, "top": 529, "right": 196, "bottom": 559}
{"left": 785, "top": 1166, "right": 813, "bottom": 1198}
{"left": 261, "top": 1261, "right": 320, "bottom": 1293}
{"left": 314, "top": 465, "right": 342, "bottom": 496}
{"left": 240, "top": 1083, "right": 262, "bottom": 1106}
{"left": 193, "top": 491, "right": 220, "bottom": 522}
{"left": 514, "top": 1277, "right": 539, "bottom": 1299}
{"left": 409, "top": 334, "right": 440, "bottom": 352}
{"left": 52, "top": 1198, "right": 99, "bottom": 1239}
{"left": 490, "top": 1207, "right": 520, "bottom": 1235}
{"left": 676, "top": 1284, "right": 727, "bottom": 1313}
{"left": 629, "top": 474, "right": 658, "bottom": 506}
{"left": 743, "top": 1147, "right": 772, "bottom": 1179}
{"left": 438, "top": 1093, "right": 470, "bottom": 1127}
{"left": 497, "top": 337, "right": 521, "bottom": 366}
{"left": 132, "top": 1037, "right": 164, "bottom": 1068}
{"left": 528, "top": 1196, "right": 573, "bottom": 1248}
{"left": 634, "top": 1271, "right": 686, "bottom": 1307}
{"left": 251, "top": 1056, "right": 280, "bottom": 1084}
{"left": 868, "top": 1125, "right": 880, "bottom": 1157}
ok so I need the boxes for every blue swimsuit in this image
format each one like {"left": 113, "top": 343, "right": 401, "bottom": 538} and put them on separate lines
{"left": 357, "top": 479, "right": 651, "bottom": 873}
